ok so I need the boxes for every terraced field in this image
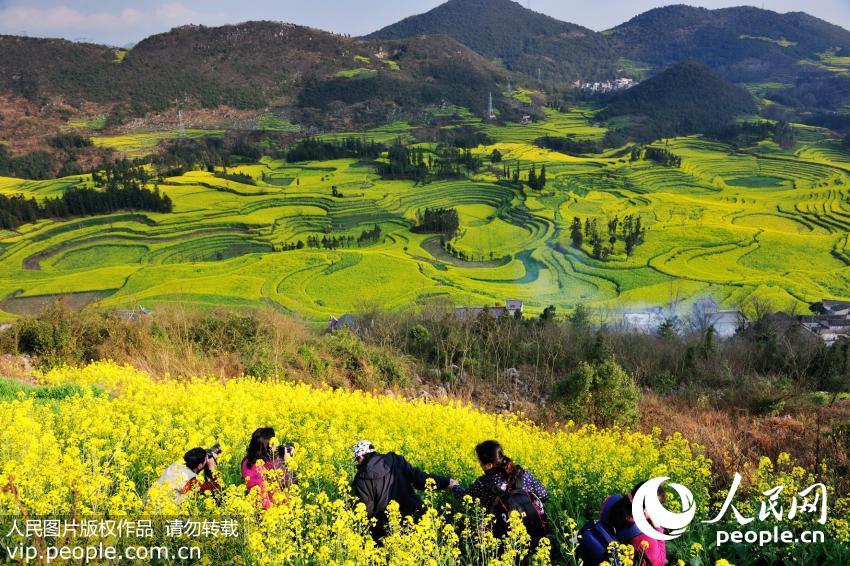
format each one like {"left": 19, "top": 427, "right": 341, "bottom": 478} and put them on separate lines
{"left": 2, "top": 109, "right": 850, "bottom": 321}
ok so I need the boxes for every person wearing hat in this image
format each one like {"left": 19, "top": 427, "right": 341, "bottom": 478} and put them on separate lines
{"left": 351, "top": 440, "right": 458, "bottom": 540}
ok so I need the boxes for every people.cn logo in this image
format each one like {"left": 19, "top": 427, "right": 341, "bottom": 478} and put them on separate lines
{"left": 632, "top": 477, "right": 697, "bottom": 541}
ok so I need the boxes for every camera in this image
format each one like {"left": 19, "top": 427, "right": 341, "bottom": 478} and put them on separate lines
{"left": 276, "top": 442, "right": 295, "bottom": 459}
{"left": 206, "top": 444, "right": 222, "bottom": 459}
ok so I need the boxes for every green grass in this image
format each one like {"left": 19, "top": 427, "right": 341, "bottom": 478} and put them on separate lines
{"left": 67, "top": 114, "right": 108, "bottom": 131}
{"left": 92, "top": 129, "right": 224, "bottom": 156}
{"left": 3, "top": 108, "right": 850, "bottom": 320}
{"left": 257, "top": 113, "right": 300, "bottom": 132}
{"left": 334, "top": 68, "right": 378, "bottom": 79}
{"left": 739, "top": 35, "right": 797, "bottom": 48}
{"left": 0, "top": 376, "right": 104, "bottom": 402}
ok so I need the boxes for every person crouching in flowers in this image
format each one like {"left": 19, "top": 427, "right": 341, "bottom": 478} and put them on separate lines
{"left": 450, "top": 440, "right": 550, "bottom": 551}
{"left": 351, "top": 440, "right": 456, "bottom": 541}
{"left": 242, "top": 427, "right": 297, "bottom": 509}
{"left": 601, "top": 492, "right": 666, "bottom": 566}
{"left": 154, "top": 446, "right": 222, "bottom": 506}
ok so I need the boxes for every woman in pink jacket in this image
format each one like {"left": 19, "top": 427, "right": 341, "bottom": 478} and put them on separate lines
{"left": 241, "top": 427, "right": 296, "bottom": 509}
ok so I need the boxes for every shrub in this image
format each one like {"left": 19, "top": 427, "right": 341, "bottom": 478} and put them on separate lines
{"left": 555, "top": 356, "right": 641, "bottom": 427}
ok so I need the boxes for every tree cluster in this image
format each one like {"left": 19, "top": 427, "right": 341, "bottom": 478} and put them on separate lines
{"left": 377, "top": 142, "right": 481, "bottom": 183}
{"left": 535, "top": 135, "right": 602, "bottom": 156}
{"left": 413, "top": 207, "right": 460, "bottom": 237}
{"left": 773, "top": 121, "right": 798, "bottom": 150}
{"left": 285, "top": 137, "right": 384, "bottom": 163}
{"left": 154, "top": 136, "right": 264, "bottom": 174}
{"left": 305, "top": 234, "right": 357, "bottom": 249}
{"left": 214, "top": 171, "right": 256, "bottom": 186}
{"left": 634, "top": 146, "right": 682, "bottom": 167}
{"left": 277, "top": 241, "right": 306, "bottom": 251}
{"left": 357, "top": 224, "right": 382, "bottom": 245}
{"left": 0, "top": 182, "right": 172, "bottom": 230}
{"left": 570, "top": 215, "right": 646, "bottom": 259}
{"left": 500, "top": 162, "right": 547, "bottom": 190}
{"left": 0, "top": 138, "right": 97, "bottom": 180}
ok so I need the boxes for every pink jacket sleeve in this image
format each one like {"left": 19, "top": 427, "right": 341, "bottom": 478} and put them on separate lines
{"left": 631, "top": 533, "right": 666, "bottom": 566}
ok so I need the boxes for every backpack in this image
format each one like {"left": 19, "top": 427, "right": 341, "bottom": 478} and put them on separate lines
{"left": 488, "top": 486, "right": 548, "bottom": 545}
{"left": 575, "top": 520, "right": 619, "bottom": 566}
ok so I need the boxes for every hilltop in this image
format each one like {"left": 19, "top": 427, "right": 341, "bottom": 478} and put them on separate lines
{"left": 601, "top": 60, "right": 757, "bottom": 139}
{"left": 0, "top": 22, "right": 511, "bottom": 158}
{"left": 609, "top": 5, "right": 850, "bottom": 83}
{"left": 366, "top": 0, "right": 616, "bottom": 82}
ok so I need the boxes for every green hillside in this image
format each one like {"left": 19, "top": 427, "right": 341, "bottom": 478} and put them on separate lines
{"left": 601, "top": 61, "right": 757, "bottom": 139}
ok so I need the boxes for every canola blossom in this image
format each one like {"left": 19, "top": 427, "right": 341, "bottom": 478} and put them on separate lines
{"left": 0, "top": 362, "right": 844, "bottom": 564}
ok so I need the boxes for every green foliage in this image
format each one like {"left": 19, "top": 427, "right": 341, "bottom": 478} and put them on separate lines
{"left": 285, "top": 137, "right": 384, "bottom": 163}
{"left": 7, "top": 303, "right": 107, "bottom": 370}
{"left": 414, "top": 207, "right": 461, "bottom": 236}
{"left": 555, "top": 356, "right": 641, "bottom": 427}
{"left": 601, "top": 61, "right": 757, "bottom": 141}
{"left": 610, "top": 4, "right": 850, "bottom": 87}
{"left": 0, "top": 146, "right": 56, "bottom": 180}
{"left": 0, "top": 377, "right": 104, "bottom": 403}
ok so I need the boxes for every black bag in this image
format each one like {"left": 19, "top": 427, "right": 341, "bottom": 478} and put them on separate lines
{"left": 488, "top": 487, "right": 549, "bottom": 546}
{"left": 575, "top": 520, "right": 620, "bottom": 566}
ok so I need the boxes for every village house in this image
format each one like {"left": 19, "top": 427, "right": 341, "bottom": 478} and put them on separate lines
{"left": 577, "top": 77, "right": 636, "bottom": 93}
{"left": 622, "top": 307, "right": 666, "bottom": 334}
{"left": 692, "top": 298, "right": 747, "bottom": 338}
{"left": 327, "top": 313, "right": 357, "bottom": 332}
{"left": 620, "top": 298, "right": 747, "bottom": 338}
{"left": 454, "top": 300, "right": 523, "bottom": 322}
{"left": 799, "top": 299, "right": 850, "bottom": 345}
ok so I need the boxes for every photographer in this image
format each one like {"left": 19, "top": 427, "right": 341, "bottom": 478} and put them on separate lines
{"left": 241, "top": 427, "right": 297, "bottom": 509}
{"left": 154, "top": 445, "right": 222, "bottom": 505}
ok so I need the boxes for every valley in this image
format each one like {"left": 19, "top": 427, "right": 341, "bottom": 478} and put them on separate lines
{"left": 1, "top": 105, "right": 849, "bottom": 321}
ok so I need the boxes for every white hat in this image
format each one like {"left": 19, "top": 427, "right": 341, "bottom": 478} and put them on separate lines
{"left": 352, "top": 440, "right": 376, "bottom": 461}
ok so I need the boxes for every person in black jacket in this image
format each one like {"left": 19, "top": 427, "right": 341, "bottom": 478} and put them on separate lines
{"left": 351, "top": 440, "right": 457, "bottom": 540}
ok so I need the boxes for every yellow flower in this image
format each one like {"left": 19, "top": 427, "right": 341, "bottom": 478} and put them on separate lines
{"left": 691, "top": 542, "right": 705, "bottom": 557}
{"left": 1, "top": 361, "right": 834, "bottom": 564}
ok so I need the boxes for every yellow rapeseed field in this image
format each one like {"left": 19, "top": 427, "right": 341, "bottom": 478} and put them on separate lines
{"left": 0, "top": 362, "right": 846, "bottom": 564}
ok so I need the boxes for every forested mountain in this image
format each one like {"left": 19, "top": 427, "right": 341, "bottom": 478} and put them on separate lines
{"left": 601, "top": 61, "right": 756, "bottom": 140}
{"left": 608, "top": 5, "right": 850, "bottom": 83}
{"left": 1, "top": 2, "right": 850, "bottom": 163}
{"left": 366, "top": 0, "right": 617, "bottom": 82}
{"left": 0, "top": 22, "right": 508, "bottom": 120}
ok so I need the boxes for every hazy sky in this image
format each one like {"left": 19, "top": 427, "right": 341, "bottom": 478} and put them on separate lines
{"left": 0, "top": 0, "right": 847, "bottom": 46}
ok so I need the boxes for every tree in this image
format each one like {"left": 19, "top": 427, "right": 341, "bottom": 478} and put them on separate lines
{"left": 592, "top": 238, "right": 603, "bottom": 260}
{"left": 539, "top": 305, "right": 556, "bottom": 322}
{"left": 570, "top": 217, "right": 584, "bottom": 248}
{"left": 407, "top": 324, "right": 431, "bottom": 356}
{"left": 555, "top": 356, "right": 641, "bottom": 427}
{"left": 489, "top": 149, "right": 503, "bottom": 163}
{"left": 773, "top": 121, "right": 798, "bottom": 150}
{"left": 569, "top": 304, "right": 590, "bottom": 329}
